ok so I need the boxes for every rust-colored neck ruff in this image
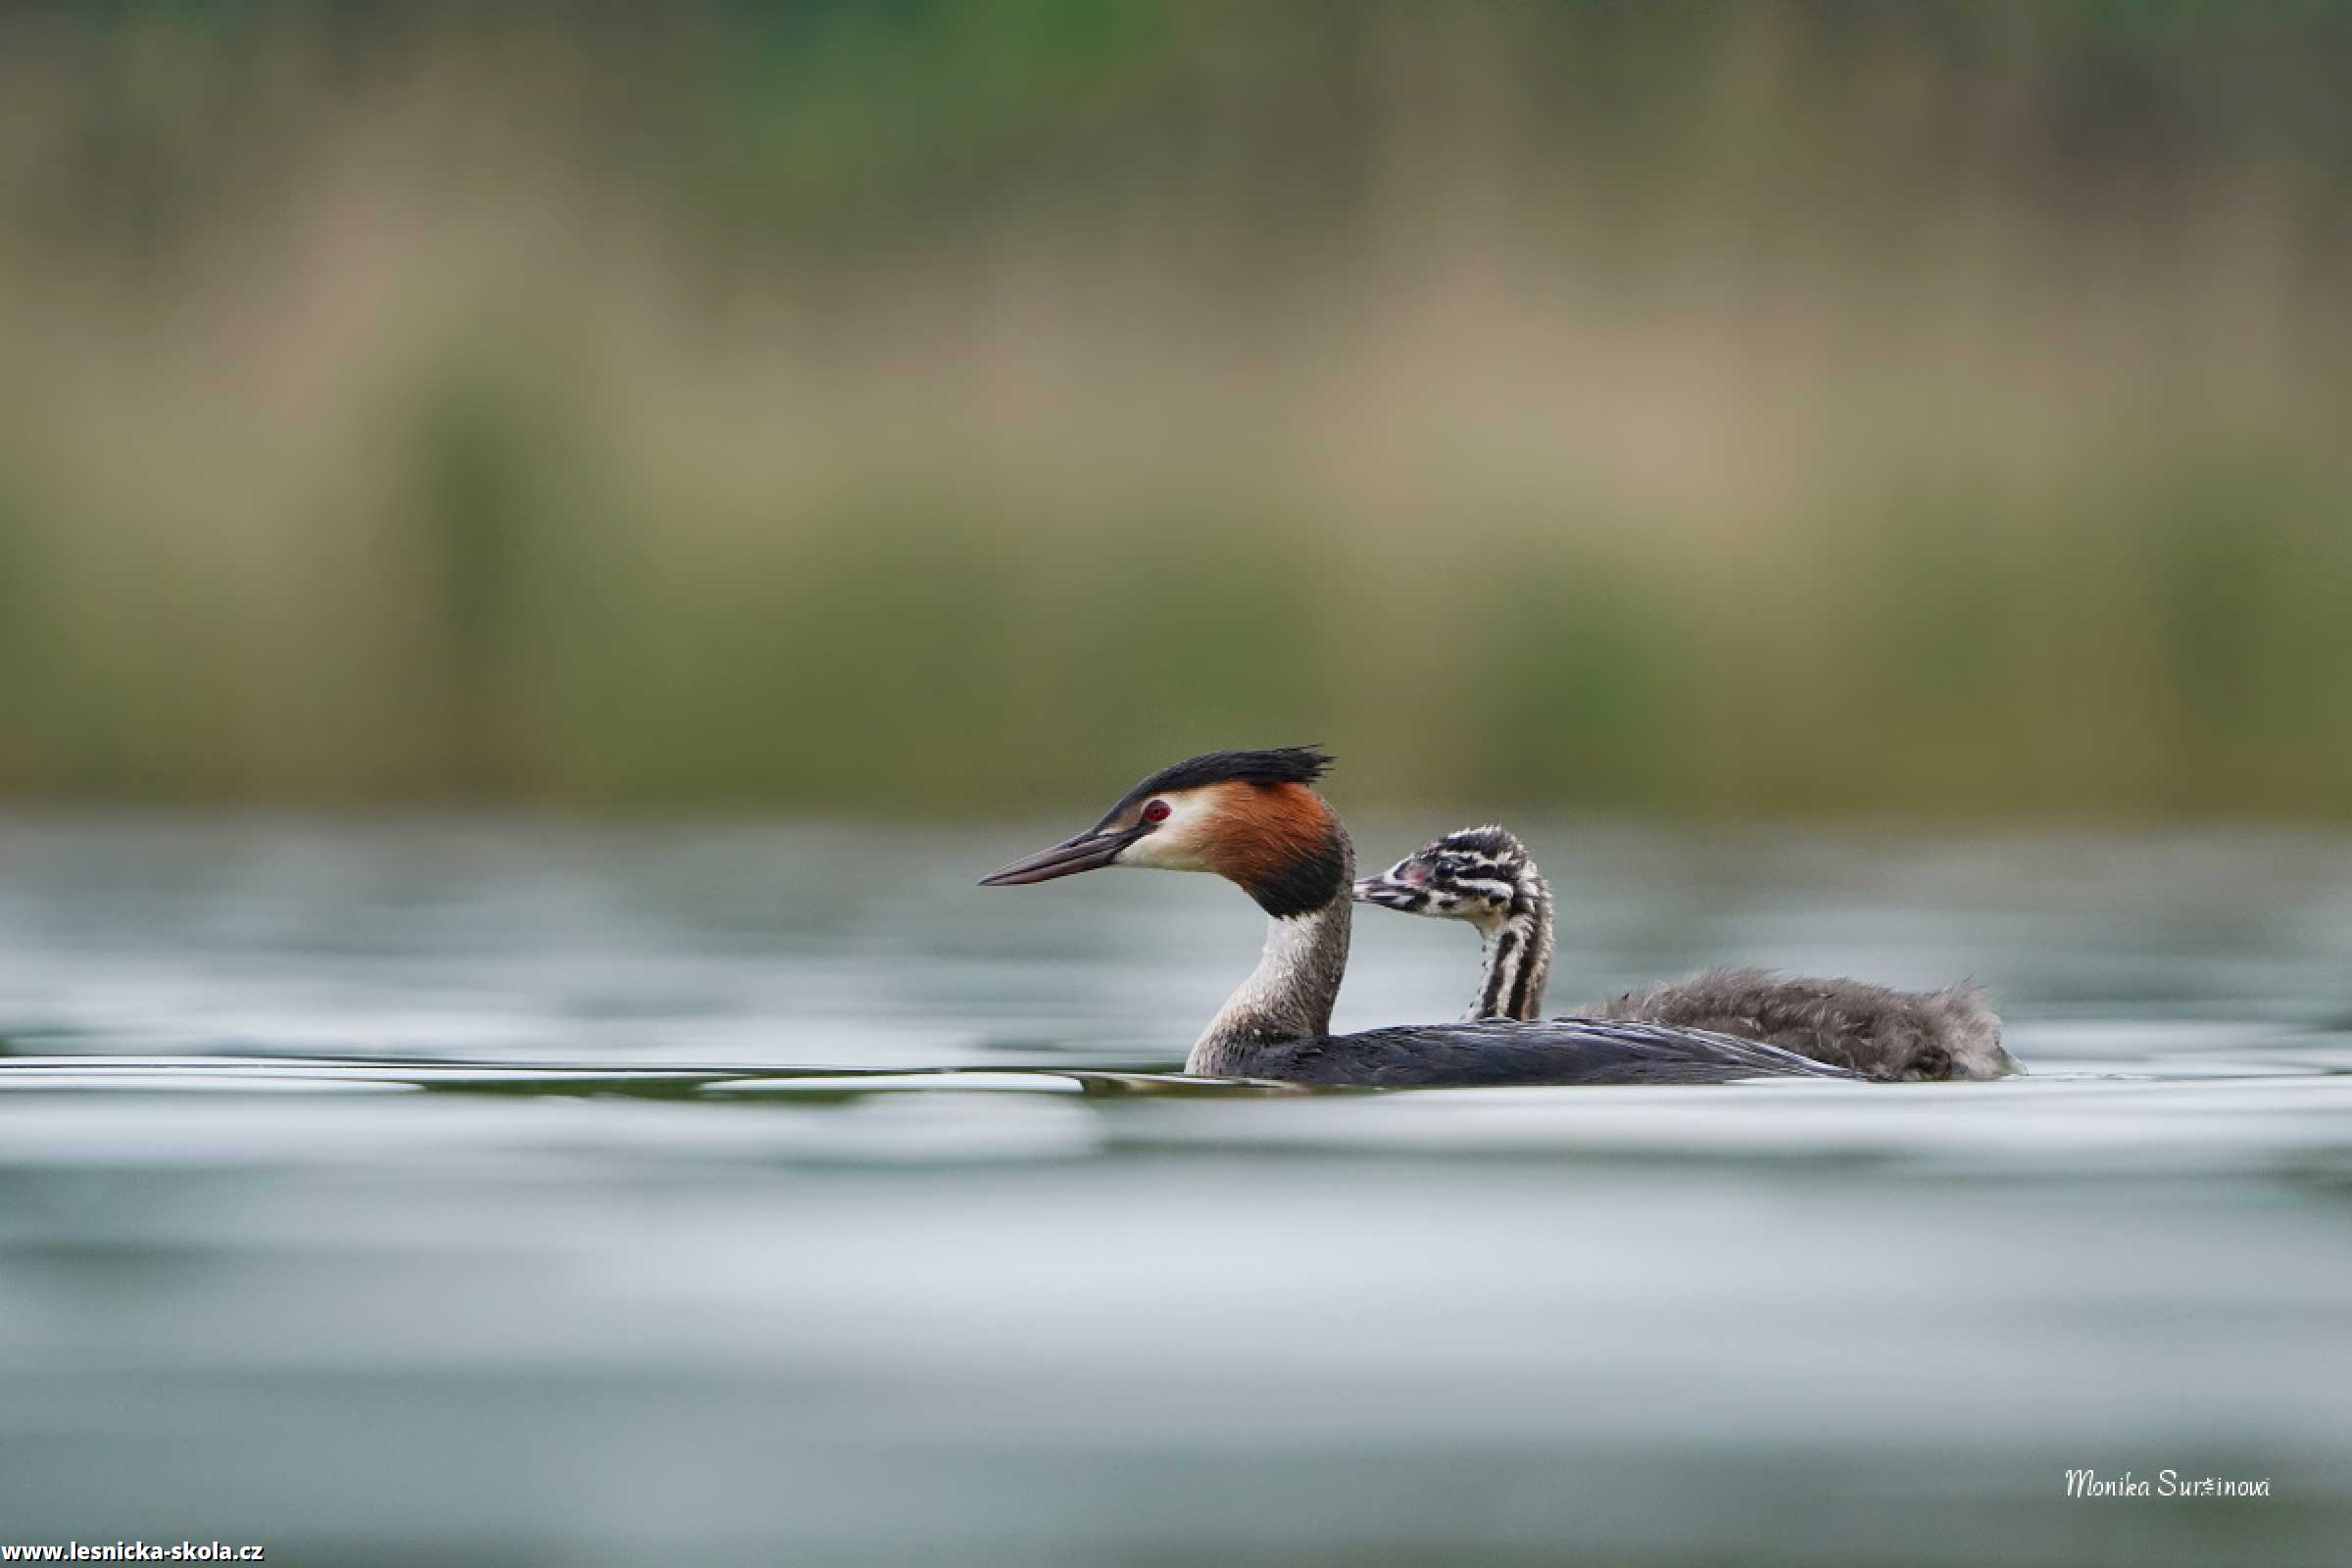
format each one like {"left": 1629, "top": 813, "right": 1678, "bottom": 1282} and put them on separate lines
{"left": 1200, "top": 782, "right": 1348, "bottom": 918}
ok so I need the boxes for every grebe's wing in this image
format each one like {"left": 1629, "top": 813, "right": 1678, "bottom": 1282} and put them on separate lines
{"left": 1250, "top": 1017, "right": 1863, "bottom": 1088}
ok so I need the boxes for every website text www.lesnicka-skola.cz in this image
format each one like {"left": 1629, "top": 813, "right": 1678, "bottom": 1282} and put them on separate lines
{"left": 2, "top": 1544, "right": 262, "bottom": 1562}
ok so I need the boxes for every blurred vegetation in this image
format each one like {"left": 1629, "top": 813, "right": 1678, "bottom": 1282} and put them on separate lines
{"left": 0, "top": 2, "right": 2348, "bottom": 817}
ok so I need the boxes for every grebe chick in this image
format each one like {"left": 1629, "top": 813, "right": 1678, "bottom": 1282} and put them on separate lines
{"left": 1354, "top": 825, "right": 2017, "bottom": 1082}
{"left": 979, "top": 749, "right": 1857, "bottom": 1088}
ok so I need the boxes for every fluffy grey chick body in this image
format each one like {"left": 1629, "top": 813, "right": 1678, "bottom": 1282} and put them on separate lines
{"left": 1594, "top": 966, "right": 2009, "bottom": 1082}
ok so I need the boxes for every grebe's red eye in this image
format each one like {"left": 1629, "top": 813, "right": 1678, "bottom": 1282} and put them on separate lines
{"left": 1142, "top": 800, "right": 1171, "bottom": 824}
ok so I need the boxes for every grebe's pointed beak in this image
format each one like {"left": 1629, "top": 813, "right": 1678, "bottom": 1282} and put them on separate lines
{"left": 978, "top": 824, "right": 1144, "bottom": 887}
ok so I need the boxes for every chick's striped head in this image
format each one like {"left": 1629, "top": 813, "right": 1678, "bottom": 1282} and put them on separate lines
{"left": 1353, "top": 825, "right": 1540, "bottom": 927}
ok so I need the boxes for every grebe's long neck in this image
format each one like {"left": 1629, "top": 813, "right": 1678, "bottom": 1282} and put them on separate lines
{"left": 1186, "top": 829, "right": 1354, "bottom": 1076}
{"left": 1471, "top": 862, "right": 1553, "bottom": 1023}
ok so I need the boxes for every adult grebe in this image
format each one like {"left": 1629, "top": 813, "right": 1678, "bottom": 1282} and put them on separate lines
{"left": 1354, "top": 825, "right": 2017, "bottom": 1081}
{"left": 978, "top": 749, "right": 1857, "bottom": 1087}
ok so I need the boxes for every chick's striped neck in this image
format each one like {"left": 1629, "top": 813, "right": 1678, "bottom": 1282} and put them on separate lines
{"left": 1467, "top": 858, "right": 1552, "bottom": 1022}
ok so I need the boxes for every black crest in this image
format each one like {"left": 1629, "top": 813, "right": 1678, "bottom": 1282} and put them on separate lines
{"left": 1113, "top": 746, "right": 1333, "bottom": 811}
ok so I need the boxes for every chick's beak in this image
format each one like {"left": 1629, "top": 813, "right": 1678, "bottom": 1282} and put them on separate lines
{"left": 1352, "top": 872, "right": 1429, "bottom": 910}
{"left": 978, "top": 824, "right": 1143, "bottom": 887}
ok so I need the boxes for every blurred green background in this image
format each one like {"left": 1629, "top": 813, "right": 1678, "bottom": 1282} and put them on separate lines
{"left": 2, "top": 0, "right": 2348, "bottom": 818}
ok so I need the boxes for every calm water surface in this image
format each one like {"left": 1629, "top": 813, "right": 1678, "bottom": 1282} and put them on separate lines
{"left": 2, "top": 813, "right": 2349, "bottom": 1565}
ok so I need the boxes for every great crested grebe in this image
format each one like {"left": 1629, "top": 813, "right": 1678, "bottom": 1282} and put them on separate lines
{"left": 978, "top": 749, "right": 1857, "bottom": 1087}
{"left": 1354, "top": 825, "right": 2017, "bottom": 1081}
